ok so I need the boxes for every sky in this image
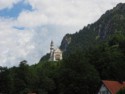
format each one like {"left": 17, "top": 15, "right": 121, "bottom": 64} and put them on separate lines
{"left": 0, "top": 0, "right": 125, "bottom": 67}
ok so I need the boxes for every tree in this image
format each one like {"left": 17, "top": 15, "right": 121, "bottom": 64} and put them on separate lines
{"left": 0, "top": 67, "right": 14, "bottom": 94}
{"left": 12, "top": 60, "right": 35, "bottom": 94}
{"left": 117, "top": 88, "right": 125, "bottom": 94}
{"left": 56, "top": 51, "right": 100, "bottom": 94}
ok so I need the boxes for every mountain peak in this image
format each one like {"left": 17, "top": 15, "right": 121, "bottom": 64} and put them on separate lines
{"left": 60, "top": 3, "right": 125, "bottom": 54}
{"left": 115, "top": 3, "right": 125, "bottom": 11}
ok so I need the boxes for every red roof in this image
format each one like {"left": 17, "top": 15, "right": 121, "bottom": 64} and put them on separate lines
{"left": 102, "top": 80, "right": 125, "bottom": 94}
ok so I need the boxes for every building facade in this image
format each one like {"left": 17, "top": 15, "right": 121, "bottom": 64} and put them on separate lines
{"left": 49, "top": 41, "right": 62, "bottom": 61}
{"left": 98, "top": 84, "right": 111, "bottom": 94}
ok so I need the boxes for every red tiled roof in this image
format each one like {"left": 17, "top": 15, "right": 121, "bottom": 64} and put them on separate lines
{"left": 102, "top": 80, "right": 125, "bottom": 94}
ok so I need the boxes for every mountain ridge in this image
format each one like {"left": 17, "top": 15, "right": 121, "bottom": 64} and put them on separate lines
{"left": 60, "top": 3, "right": 125, "bottom": 55}
{"left": 1, "top": 3, "right": 125, "bottom": 94}
{"left": 39, "top": 3, "right": 125, "bottom": 62}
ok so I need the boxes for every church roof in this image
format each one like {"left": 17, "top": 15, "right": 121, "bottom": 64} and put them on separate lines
{"left": 102, "top": 80, "right": 125, "bottom": 94}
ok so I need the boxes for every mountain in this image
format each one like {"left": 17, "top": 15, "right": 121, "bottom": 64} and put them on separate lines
{"left": 40, "top": 3, "right": 125, "bottom": 62}
{"left": 1, "top": 3, "right": 125, "bottom": 94}
{"left": 60, "top": 3, "right": 125, "bottom": 55}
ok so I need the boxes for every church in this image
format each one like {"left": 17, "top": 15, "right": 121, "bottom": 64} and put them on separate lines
{"left": 49, "top": 41, "right": 63, "bottom": 61}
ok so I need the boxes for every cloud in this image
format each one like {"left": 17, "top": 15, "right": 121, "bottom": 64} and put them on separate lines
{"left": 0, "top": 0, "right": 33, "bottom": 18}
{"left": 25, "top": 0, "right": 125, "bottom": 28}
{"left": 0, "top": 18, "right": 35, "bottom": 66}
{"left": 0, "top": 0, "right": 21, "bottom": 10}
{"left": 17, "top": 10, "right": 48, "bottom": 28}
{"left": 0, "top": 0, "right": 125, "bottom": 67}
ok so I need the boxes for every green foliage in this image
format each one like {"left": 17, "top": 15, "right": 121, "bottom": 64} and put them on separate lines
{"left": 0, "top": 68, "right": 13, "bottom": 94}
{"left": 87, "top": 41, "right": 125, "bottom": 80}
{"left": 1, "top": 3, "right": 125, "bottom": 94}
{"left": 117, "top": 88, "right": 125, "bottom": 94}
{"left": 56, "top": 51, "right": 100, "bottom": 94}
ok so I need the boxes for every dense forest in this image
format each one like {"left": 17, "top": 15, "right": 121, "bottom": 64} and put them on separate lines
{"left": 1, "top": 3, "right": 125, "bottom": 94}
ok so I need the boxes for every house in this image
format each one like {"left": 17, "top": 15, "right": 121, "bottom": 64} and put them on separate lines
{"left": 97, "top": 80, "right": 125, "bottom": 94}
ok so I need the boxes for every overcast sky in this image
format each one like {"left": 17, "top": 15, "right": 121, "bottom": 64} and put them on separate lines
{"left": 0, "top": 0, "right": 125, "bottom": 67}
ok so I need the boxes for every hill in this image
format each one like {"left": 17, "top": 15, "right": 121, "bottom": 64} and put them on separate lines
{"left": 60, "top": 3, "right": 125, "bottom": 55}
{"left": 1, "top": 3, "right": 125, "bottom": 94}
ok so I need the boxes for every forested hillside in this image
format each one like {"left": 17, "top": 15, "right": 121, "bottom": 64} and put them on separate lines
{"left": 1, "top": 3, "right": 125, "bottom": 94}
{"left": 60, "top": 3, "right": 125, "bottom": 54}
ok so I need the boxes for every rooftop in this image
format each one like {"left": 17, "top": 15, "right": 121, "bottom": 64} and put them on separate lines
{"left": 102, "top": 80, "right": 125, "bottom": 94}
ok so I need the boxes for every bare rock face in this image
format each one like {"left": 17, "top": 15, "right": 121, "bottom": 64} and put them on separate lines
{"left": 60, "top": 34, "right": 71, "bottom": 52}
